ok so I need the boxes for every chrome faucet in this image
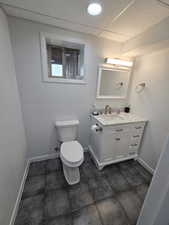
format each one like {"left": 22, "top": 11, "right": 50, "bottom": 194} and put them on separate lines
{"left": 104, "top": 105, "right": 111, "bottom": 114}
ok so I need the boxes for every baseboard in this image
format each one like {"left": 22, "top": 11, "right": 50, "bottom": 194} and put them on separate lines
{"left": 137, "top": 157, "right": 154, "bottom": 174}
{"left": 29, "top": 146, "right": 89, "bottom": 163}
{"left": 29, "top": 152, "right": 59, "bottom": 162}
{"left": 9, "top": 160, "right": 30, "bottom": 225}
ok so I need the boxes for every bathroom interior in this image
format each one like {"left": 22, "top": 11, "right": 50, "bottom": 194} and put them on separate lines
{"left": 1, "top": 0, "right": 169, "bottom": 225}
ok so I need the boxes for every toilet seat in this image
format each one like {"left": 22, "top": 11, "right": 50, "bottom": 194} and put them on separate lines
{"left": 60, "top": 141, "right": 84, "bottom": 167}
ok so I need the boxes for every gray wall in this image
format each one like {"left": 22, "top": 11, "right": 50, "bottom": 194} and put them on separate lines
{"left": 129, "top": 49, "right": 169, "bottom": 169}
{"left": 8, "top": 17, "right": 126, "bottom": 158}
{"left": 0, "top": 9, "right": 27, "bottom": 225}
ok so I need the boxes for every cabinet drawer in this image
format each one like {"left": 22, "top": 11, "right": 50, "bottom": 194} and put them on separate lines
{"left": 128, "top": 143, "right": 139, "bottom": 153}
{"left": 131, "top": 134, "right": 142, "bottom": 143}
{"left": 131, "top": 123, "right": 145, "bottom": 134}
{"left": 106, "top": 123, "right": 145, "bottom": 134}
{"left": 110, "top": 124, "right": 131, "bottom": 133}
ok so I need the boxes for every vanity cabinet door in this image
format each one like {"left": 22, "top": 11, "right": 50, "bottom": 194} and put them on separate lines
{"left": 113, "top": 132, "right": 130, "bottom": 160}
{"left": 101, "top": 131, "right": 117, "bottom": 162}
{"left": 102, "top": 130, "right": 130, "bottom": 162}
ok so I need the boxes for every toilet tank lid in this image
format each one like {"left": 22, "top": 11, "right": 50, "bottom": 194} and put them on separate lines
{"left": 55, "top": 120, "right": 79, "bottom": 127}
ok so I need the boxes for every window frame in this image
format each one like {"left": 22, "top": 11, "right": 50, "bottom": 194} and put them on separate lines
{"left": 40, "top": 32, "right": 86, "bottom": 84}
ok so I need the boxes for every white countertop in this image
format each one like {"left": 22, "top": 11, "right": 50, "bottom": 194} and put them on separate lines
{"left": 93, "top": 112, "right": 147, "bottom": 126}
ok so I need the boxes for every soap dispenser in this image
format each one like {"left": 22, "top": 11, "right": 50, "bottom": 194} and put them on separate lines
{"left": 91, "top": 104, "right": 99, "bottom": 116}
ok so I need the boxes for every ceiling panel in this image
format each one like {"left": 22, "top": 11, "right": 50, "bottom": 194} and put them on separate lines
{"left": 3, "top": 4, "right": 102, "bottom": 35}
{"left": 0, "top": 0, "right": 133, "bottom": 29}
{"left": 103, "top": 0, "right": 169, "bottom": 40}
{"left": 1, "top": 0, "right": 169, "bottom": 42}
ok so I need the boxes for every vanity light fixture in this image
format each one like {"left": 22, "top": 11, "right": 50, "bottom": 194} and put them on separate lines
{"left": 87, "top": 0, "right": 102, "bottom": 16}
{"left": 105, "top": 58, "right": 133, "bottom": 67}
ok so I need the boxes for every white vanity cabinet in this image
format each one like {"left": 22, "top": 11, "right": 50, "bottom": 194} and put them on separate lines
{"left": 89, "top": 115, "right": 146, "bottom": 170}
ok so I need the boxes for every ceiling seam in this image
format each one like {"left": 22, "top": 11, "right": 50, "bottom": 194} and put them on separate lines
{"left": 98, "top": 0, "right": 136, "bottom": 37}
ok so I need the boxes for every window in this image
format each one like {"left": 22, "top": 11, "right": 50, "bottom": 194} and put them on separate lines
{"left": 40, "top": 33, "right": 85, "bottom": 84}
{"left": 47, "top": 45, "right": 81, "bottom": 79}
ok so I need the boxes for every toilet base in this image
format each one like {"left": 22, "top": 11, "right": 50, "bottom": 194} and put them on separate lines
{"left": 62, "top": 163, "right": 80, "bottom": 185}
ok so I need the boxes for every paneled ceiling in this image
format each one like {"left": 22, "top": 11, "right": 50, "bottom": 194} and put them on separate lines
{"left": 1, "top": 0, "right": 169, "bottom": 42}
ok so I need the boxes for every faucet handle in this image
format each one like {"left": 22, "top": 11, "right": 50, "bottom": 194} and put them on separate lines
{"left": 104, "top": 105, "right": 110, "bottom": 114}
{"left": 108, "top": 107, "right": 112, "bottom": 114}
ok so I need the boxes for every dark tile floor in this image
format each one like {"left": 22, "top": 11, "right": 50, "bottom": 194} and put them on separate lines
{"left": 15, "top": 153, "right": 152, "bottom": 225}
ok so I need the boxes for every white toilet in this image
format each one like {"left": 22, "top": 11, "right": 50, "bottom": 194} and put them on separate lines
{"left": 55, "top": 120, "right": 84, "bottom": 185}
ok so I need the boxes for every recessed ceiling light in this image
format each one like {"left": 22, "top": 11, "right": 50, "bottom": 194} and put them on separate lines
{"left": 87, "top": 2, "right": 102, "bottom": 16}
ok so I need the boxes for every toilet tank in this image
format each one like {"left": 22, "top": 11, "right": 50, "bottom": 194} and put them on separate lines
{"left": 55, "top": 120, "right": 79, "bottom": 142}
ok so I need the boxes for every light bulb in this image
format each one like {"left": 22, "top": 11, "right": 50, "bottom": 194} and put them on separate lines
{"left": 87, "top": 2, "right": 102, "bottom": 16}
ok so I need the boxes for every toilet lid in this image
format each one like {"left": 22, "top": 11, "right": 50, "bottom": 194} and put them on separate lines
{"left": 61, "top": 141, "right": 83, "bottom": 163}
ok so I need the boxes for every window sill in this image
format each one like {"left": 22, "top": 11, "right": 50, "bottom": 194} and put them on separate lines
{"left": 42, "top": 77, "right": 87, "bottom": 85}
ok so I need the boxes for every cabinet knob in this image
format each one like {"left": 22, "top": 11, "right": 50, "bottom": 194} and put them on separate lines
{"left": 116, "top": 129, "right": 123, "bottom": 132}
{"left": 135, "top": 126, "right": 142, "bottom": 129}
{"left": 133, "top": 135, "right": 140, "bottom": 138}
{"left": 115, "top": 138, "right": 121, "bottom": 141}
{"left": 131, "top": 143, "right": 138, "bottom": 147}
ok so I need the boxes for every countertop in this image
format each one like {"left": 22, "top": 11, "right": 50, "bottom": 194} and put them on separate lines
{"left": 93, "top": 112, "right": 147, "bottom": 126}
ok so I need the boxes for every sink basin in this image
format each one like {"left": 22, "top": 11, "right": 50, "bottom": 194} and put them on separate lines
{"left": 94, "top": 113, "right": 147, "bottom": 126}
{"left": 98, "top": 114, "right": 125, "bottom": 121}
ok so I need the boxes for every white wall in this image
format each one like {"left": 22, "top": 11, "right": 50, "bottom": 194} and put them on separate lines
{"left": 122, "top": 16, "right": 169, "bottom": 57}
{"left": 0, "top": 9, "right": 27, "bottom": 225}
{"left": 129, "top": 48, "right": 169, "bottom": 169}
{"left": 8, "top": 17, "right": 125, "bottom": 158}
{"left": 137, "top": 135, "right": 169, "bottom": 225}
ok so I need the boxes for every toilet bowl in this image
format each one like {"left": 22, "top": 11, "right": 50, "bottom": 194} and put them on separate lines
{"left": 60, "top": 141, "right": 84, "bottom": 185}
{"left": 55, "top": 120, "right": 84, "bottom": 185}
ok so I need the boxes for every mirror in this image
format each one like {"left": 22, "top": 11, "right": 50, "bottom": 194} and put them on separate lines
{"left": 96, "top": 66, "right": 131, "bottom": 99}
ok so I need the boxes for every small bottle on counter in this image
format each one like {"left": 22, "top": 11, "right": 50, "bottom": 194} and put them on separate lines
{"left": 91, "top": 104, "right": 99, "bottom": 116}
{"left": 124, "top": 105, "right": 130, "bottom": 113}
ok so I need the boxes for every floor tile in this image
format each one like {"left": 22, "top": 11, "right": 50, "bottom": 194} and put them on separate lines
{"left": 106, "top": 170, "right": 131, "bottom": 193}
{"left": 133, "top": 162, "right": 152, "bottom": 184}
{"left": 46, "top": 158, "right": 62, "bottom": 173}
{"left": 80, "top": 161, "right": 96, "bottom": 179}
{"left": 22, "top": 175, "right": 45, "bottom": 199}
{"left": 135, "top": 184, "right": 149, "bottom": 202}
{"left": 46, "top": 214, "right": 72, "bottom": 225}
{"left": 20, "top": 193, "right": 44, "bottom": 209}
{"left": 118, "top": 160, "right": 134, "bottom": 170}
{"left": 119, "top": 164, "right": 146, "bottom": 187}
{"left": 88, "top": 176, "right": 115, "bottom": 201}
{"left": 68, "top": 181, "right": 94, "bottom": 212}
{"left": 68, "top": 181, "right": 89, "bottom": 193}
{"left": 46, "top": 171, "right": 67, "bottom": 191}
{"left": 84, "top": 152, "right": 92, "bottom": 163}
{"left": 28, "top": 161, "right": 46, "bottom": 177}
{"left": 97, "top": 198, "right": 130, "bottom": 225}
{"left": 72, "top": 205, "right": 102, "bottom": 225}
{"left": 15, "top": 194, "right": 44, "bottom": 225}
{"left": 103, "top": 164, "right": 119, "bottom": 176}
{"left": 15, "top": 158, "right": 151, "bottom": 225}
{"left": 45, "top": 189, "right": 70, "bottom": 219}
{"left": 117, "top": 190, "right": 142, "bottom": 225}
